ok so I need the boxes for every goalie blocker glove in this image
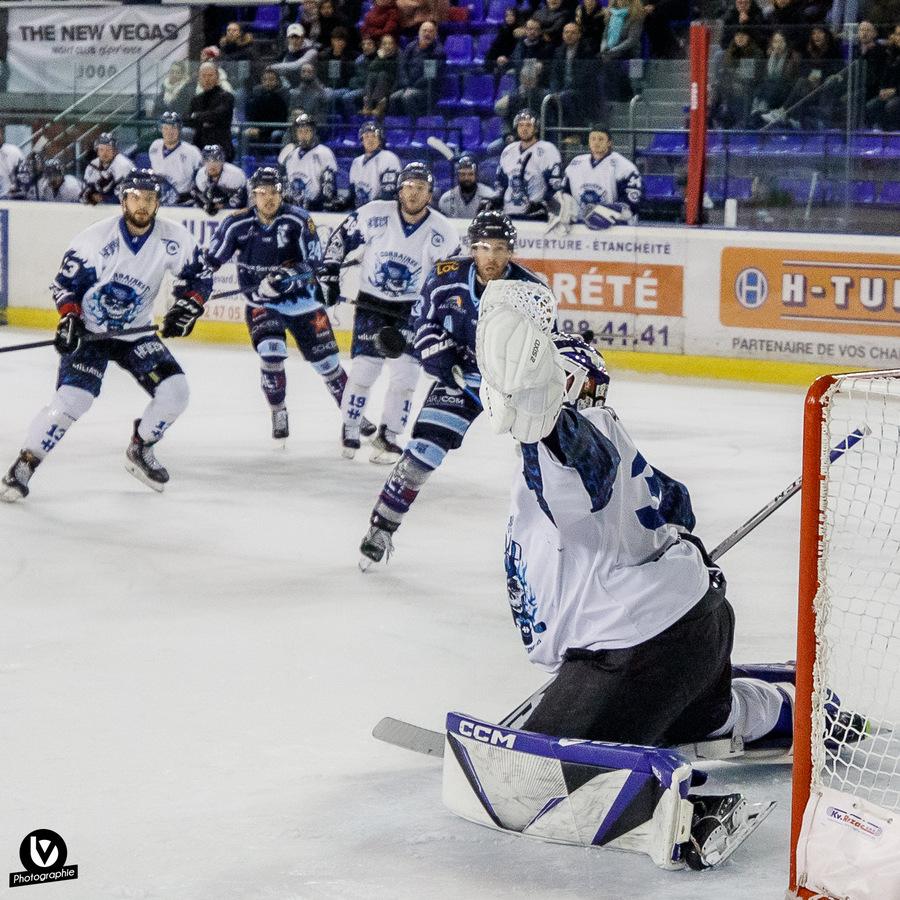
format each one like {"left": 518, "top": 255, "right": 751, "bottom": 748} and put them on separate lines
{"left": 54, "top": 310, "right": 86, "bottom": 355}
{"left": 162, "top": 283, "right": 205, "bottom": 338}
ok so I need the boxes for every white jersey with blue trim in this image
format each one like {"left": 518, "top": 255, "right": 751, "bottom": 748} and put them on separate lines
{"left": 496, "top": 139, "right": 562, "bottom": 216}
{"left": 36, "top": 175, "right": 82, "bottom": 203}
{"left": 327, "top": 200, "right": 461, "bottom": 305}
{"left": 437, "top": 182, "right": 497, "bottom": 219}
{"left": 50, "top": 215, "right": 205, "bottom": 339}
{"left": 82, "top": 153, "right": 135, "bottom": 195}
{"left": 149, "top": 139, "right": 202, "bottom": 196}
{"left": 278, "top": 142, "right": 338, "bottom": 208}
{"left": 505, "top": 405, "right": 709, "bottom": 672}
{"left": 563, "top": 151, "right": 642, "bottom": 223}
{"left": 348, "top": 149, "right": 401, "bottom": 206}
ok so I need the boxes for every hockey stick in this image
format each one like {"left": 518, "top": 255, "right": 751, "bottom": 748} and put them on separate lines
{"left": 0, "top": 324, "right": 158, "bottom": 354}
{"left": 708, "top": 426, "right": 868, "bottom": 562}
{"left": 426, "top": 135, "right": 456, "bottom": 162}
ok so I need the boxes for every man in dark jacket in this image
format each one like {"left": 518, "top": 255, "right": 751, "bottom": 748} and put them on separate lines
{"left": 188, "top": 63, "right": 236, "bottom": 160}
{"left": 389, "top": 20, "right": 445, "bottom": 116}
{"left": 245, "top": 68, "right": 290, "bottom": 144}
{"left": 550, "top": 22, "right": 601, "bottom": 125}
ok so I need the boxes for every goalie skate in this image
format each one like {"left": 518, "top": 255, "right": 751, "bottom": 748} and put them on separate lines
{"left": 683, "top": 793, "right": 776, "bottom": 870}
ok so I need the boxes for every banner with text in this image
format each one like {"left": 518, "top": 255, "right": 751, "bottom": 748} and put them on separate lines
{"left": 7, "top": 6, "right": 191, "bottom": 94}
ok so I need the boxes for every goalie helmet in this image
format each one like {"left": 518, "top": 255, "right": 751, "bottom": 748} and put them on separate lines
{"left": 159, "top": 111, "right": 183, "bottom": 129}
{"left": 468, "top": 210, "right": 516, "bottom": 250}
{"left": 119, "top": 168, "right": 162, "bottom": 196}
{"left": 554, "top": 333, "right": 609, "bottom": 409}
{"left": 397, "top": 162, "right": 434, "bottom": 191}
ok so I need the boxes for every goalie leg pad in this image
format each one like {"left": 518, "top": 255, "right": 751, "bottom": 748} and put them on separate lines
{"left": 441, "top": 712, "right": 695, "bottom": 869}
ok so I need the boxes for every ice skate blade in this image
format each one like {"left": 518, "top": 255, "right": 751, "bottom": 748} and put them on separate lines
{"left": 342, "top": 446, "right": 358, "bottom": 460}
{"left": 124, "top": 459, "right": 166, "bottom": 492}
{"left": 369, "top": 449, "right": 401, "bottom": 465}
{"left": 0, "top": 485, "right": 26, "bottom": 503}
{"left": 358, "top": 554, "right": 379, "bottom": 572}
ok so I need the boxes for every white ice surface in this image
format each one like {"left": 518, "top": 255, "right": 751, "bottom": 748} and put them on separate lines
{"left": 1, "top": 332, "right": 806, "bottom": 899}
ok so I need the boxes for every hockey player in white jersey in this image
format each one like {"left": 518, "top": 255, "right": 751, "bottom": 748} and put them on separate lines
{"left": 81, "top": 133, "right": 134, "bottom": 205}
{"left": 149, "top": 111, "right": 202, "bottom": 205}
{"left": 437, "top": 155, "right": 497, "bottom": 219}
{"left": 192, "top": 145, "right": 247, "bottom": 215}
{"left": 495, "top": 110, "right": 562, "bottom": 219}
{"left": 562, "top": 126, "right": 642, "bottom": 228}
{"left": 321, "top": 162, "right": 461, "bottom": 463}
{"left": 0, "top": 170, "right": 212, "bottom": 501}
{"left": 36, "top": 160, "right": 81, "bottom": 203}
{"left": 277, "top": 114, "right": 338, "bottom": 211}
{"left": 347, "top": 122, "right": 400, "bottom": 208}
{"left": 0, "top": 125, "right": 24, "bottom": 193}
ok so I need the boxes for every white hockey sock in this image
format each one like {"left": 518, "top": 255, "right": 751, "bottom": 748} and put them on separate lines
{"left": 341, "top": 355, "right": 383, "bottom": 432}
{"left": 138, "top": 374, "right": 189, "bottom": 443}
{"left": 381, "top": 354, "right": 420, "bottom": 436}
{"left": 709, "top": 677, "right": 788, "bottom": 743}
{"left": 24, "top": 385, "right": 94, "bottom": 459}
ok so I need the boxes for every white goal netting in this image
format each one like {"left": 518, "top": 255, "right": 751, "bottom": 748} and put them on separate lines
{"left": 812, "top": 372, "right": 900, "bottom": 813}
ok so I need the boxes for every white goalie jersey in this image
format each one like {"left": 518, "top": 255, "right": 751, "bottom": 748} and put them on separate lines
{"left": 505, "top": 405, "right": 708, "bottom": 671}
{"left": 563, "top": 152, "right": 642, "bottom": 223}
{"left": 278, "top": 142, "right": 338, "bottom": 209}
{"left": 495, "top": 140, "right": 562, "bottom": 216}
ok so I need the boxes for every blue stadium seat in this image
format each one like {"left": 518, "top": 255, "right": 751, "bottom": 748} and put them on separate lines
{"left": 250, "top": 5, "right": 282, "bottom": 33}
{"left": 796, "top": 134, "right": 827, "bottom": 156}
{"left": 410, "top": 116, "right": 445, "bottom": 149}
{"left": 485, "top": 0, "right": 514, "bottom": 25}
{"left": 467, "top": 0, "right": 485, "bottom": 23}
{"left": 445, "top": 34, "right": 474, "bottom": 67}
{"left": 480, "top": 155, "right": 500, "bottom": 178}
{"left": 776, "top": 176, "right": 830, "bottom": 204}
{"left": 849, "top": 133, "right": 883, "bottom": 159}
{"left": 640, "top": 133, "right": 687, "bottom": 157}
{"left": 480, "top": 116, "right": 503, "bottom": 151}
{"left": 643, "top": 175, "right": 676, "bottom": 199}
{"left": 448, "top": 115, "right": 481, "bottom": 150}
{"left": 386, "top": 128, "right": 412, "bottom": 150}
{"left": 882, "top": 134, "right": 900, "bottom": 159}
{"left": 877, "top": 181, "right": 900, "bottom": 204}
{"left": 459, "top": 74, "right": 495, "bottom": 112}
{"left": 383, "top": 115, "right": 411, "bottom": 129}
{"left": 495, "top": 72, "right": 516, "bottom": 100}
{"left": 135, "top": 152, "right": 150, "bottom": 168}
{"left": 706, "top": 176, "right": 752, "bottom": 201}
{"left": 473, "top": 32, "right": 494, "bottom": 66}
{"left": 849, "top": 180, "right": 877, "bottom": 203}
{"left": 760, "top": 133, "right": 804, "bottom": 156}
{"left": 437, "top": 75, "right": 461, "bottom": 111}
{"left": 241, "top": 155, "right": 258, "bottom": 177}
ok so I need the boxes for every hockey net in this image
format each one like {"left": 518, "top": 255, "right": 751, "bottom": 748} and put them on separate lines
{"left": 789, "top": 369, "right": 900, "bottom": 900}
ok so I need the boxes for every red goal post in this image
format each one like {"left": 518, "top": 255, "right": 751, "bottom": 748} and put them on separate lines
{"left": 789, "top": 369, "right": 900, "bottom": 900}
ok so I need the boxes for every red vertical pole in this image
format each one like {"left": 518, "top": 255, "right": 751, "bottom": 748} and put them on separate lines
{"left": 685, "top": 22, "right": 710, "bottom": 226}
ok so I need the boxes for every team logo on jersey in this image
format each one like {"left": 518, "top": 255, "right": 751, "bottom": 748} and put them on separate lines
{"left": 579, "top": 188, "right": 607, "bottom": 217}
{"left": 99, "top": 238, "right": 119, "bottom": 259}
{"left": 356, "top": 186, "right": 372, "bottom": 205}
{"left": 289, "top": 176, "right": 309, "bottom": 205}
{"left": 430, "top": 230, "right": 444, "bottom": 247}
{"left": 436, "top": 260, "right": 459, "bottom": 276}
{"left": 734, "top": 268, "right": 769, "bottom": 309}
{"left": 277, "top": 223, "right": 292, "bottom": 249}
{"left": 160, "top": 238, "right": 180, "bottom": 255}
{"left": 88, "top": 281, "right": 141, "bottom": 328}
{"left": 505, "top": 535, "right": 546, "bottom": 648}
{"left": 372, "top": 259, "right": 419, "bottom": 296}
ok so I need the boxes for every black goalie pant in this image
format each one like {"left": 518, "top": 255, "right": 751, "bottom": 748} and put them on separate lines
{"left": 522, "top": 574, "right": 734, "bottom": 746}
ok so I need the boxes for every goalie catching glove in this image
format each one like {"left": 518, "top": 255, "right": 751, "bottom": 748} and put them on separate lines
{"left": 583, "top": 202, "right": 631, "bottom": 230}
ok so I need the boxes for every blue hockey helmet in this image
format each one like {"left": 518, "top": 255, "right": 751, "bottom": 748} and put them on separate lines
{"left": 119, "top": 168, "right": 162, "bottom": 196}
{"left": 159, "top": 110, "right": 183, "bottom": 130}
{"left": 94, "top": 132, "right": 117, "bottom": 150}
{"left": 554, "top": 333, "right": 609, "bottom": 409}
{"left": 455, "top": 154, "right": 477, "bottom": 174}
{"left": 293, "top": 113, "right": 317, "bottom": 148}
{"left": 397, "top": 162, "right": 434, "bottom": 191}
{"left": 43, "top": 159, "right": 64, "bottom": 180}
{"left": 201, "top": 144, "right": 225, "bottom": 163}
{"left": 468, "top": 209, "right": 516, "bottom": 250}
{"left": 358, "top": 120, "right": 384, "bottom": 143}
{"left": 248, "top": 166, "right": 285, "bottom": 193}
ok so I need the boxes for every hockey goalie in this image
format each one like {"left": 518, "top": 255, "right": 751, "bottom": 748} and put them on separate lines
{"left": 378, "top": 280, "right": 804, "bottom": 870}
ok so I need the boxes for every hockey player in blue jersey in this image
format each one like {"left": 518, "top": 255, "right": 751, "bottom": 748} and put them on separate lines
{"left": 0, "top": 169, "right": 212, "bottom": 500}
{"left": 358, "top": 210, "right": 545, "bottom": 568}
{"left": 202, "top": 166, "right": 349, "bottom": 441}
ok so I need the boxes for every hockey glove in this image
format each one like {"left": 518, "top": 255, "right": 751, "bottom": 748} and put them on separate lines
{"left": 583, "top": 202, "right": 630, "bottom": 230}
{"left": 161, "top": 293, "right": 205, "bottom": 338}
{"left": 255, "top": 266, "right": 311, "bottom": 303}
{"left": 414, "top": 323, "right": 464, "bottom": 387}
{"left": 476, "top": 304, "right": 565, "bottom": 444}
{"left": 318, "top": 266, "right": 342, "bottom": 307}
{"left": 54, "top": 311, "right": 86, "bottom": 355}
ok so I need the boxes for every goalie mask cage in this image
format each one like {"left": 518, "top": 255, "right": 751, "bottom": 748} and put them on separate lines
{"left": 788, "top": 369, "right": 900, "bottom": 900}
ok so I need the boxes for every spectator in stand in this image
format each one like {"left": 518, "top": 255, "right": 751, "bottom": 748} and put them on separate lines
{"left": 188, "top": 62, "right": 236, "bottom": 160}
{"left": 300, "top": 0, "right": 324, "bottom": 46}
{"left": 748, "top": 31, "right": 801, "bottom": 126}
{"left": 152, "top": 60, "right": 195, "bottom": 118}
{"left": 486, "top": 8, "right": 522, "bottom": 73}
{"left": 218, "top": 21, "right": 260, "bottom": 88}
{"left": 766, "top": 0, "right": 806, "bottom": 51}
{"left": 362, "top": 33, "right": 401, "bottom": 117}
{"left": 863, "top": 1, "right": 900, "bottom": 32}
{"left": 533, "top": 0, "right": 572, "bottom": 46}
{"left": 81, "top": 134, "right": 134, "bottom": 205}
{"left": 495, "top": 60, "right": 550, "bottom": 125}
{"left": 319, "top": 27, "right": 358, "bottom": 115}
{"left": 245, "top": 68, "right": 290, "bottom": 144}
{"left": 575, "top": 0, "right": 606, "bottom": 54}
{"left": 642, "top": 0, "right": 690, "bottom": 58}
{"left": 396, "top": 0, "right": 449, "bottom": 37}
{"left": 865, "top": 23, "right": 900, "bottom": 129}
{"left": 198, "top": 47, "right": 235, "bottom": 95}
{"left": 361, "top": 0, "right": 400, "bottom": 41}
{"left": 600, "top": 0, "right": 644, "bottom": 101}
{"left": 720, "top": 0, "right": 766, "bottom": 51}
{"left": 270, "top": 24, "right": 319, "bottom": 90}
{"left": 36, "top": 160, "right": 81, "bottom": 203}
{"left": 317, "top": 0, "right": 353, "bottom": 50}
{"left": 501, "top": 18, "right": 553, "bottom": 77}
{"left": 288, "top": 62, "right": 331, "bottom": 121}
{"left": 343, "top": 36, "right": 379, "bottom": 115}
{"left": 838, "top": 20, "right": 888, "bottom": 106}
{"left": 711, "top": 28, "right": 764, "bottom": 128}
{"left": 389, "top": 20, "right": 445, "bottom": 116}
{"left": 550, "top": 22, "right": 601, "bottom": 126}
{"left": 0, "top": 125, "right": 25, "bottom": 191}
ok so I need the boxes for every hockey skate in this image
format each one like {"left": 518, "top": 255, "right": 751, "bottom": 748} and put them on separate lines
{"left": 0, "top": 450, "right": 40, "bottom": 502}
{"left": 342, "top": 424, "right": 361, "bottom": 459}
{"left": 125, "top": 420, "right": 169, "bottom": 492}
{"left": 359, "top": 519, "right": 395, "bottom": 571}
{"left": 272, "top": 407, "right": 289, "bottom": 442}
{"left": 360, "top": 417, "right": 377, "bottom": 440}
{"left": 369, "top": 425, "right": 402, "bottom": 465}
{"left": 683, "top": 793, "right": 776, "bottom": 870}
